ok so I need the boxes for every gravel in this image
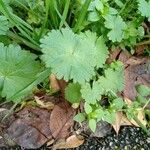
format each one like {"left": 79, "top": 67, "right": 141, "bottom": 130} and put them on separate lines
{"left": 0, "top": 126, "right": 150, "bottom": 150}
{"left": 74, "top": 126, "right": 150, "bottom": 150}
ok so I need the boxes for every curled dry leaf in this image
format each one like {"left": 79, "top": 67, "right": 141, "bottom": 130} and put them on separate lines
{"left": 52, "top": 135, "right": 84, "bottom": 150}
{"left": 35, "top": 96, "right": 54, "bottom": 110}
{"left": 6, "top": 107, "right": 52, "bottom": 149}
{"left": 112, "top": 112, "right": 132, "bottom": 134}
{"left": 49, "top": 102, "right": 75, "bottom": 139}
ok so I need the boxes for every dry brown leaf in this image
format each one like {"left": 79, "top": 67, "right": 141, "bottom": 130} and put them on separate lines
{"left": 52, "top": 135, "right": 84, "bottom": 150}
{"left": 35, "top": 96, "right": 54, "bottom": 110}
{"left": 123, "top": 57, "right": 150, "bottom": 100}
{"left": 7, "top": 107, "right": 52, "bottom": 149}
{"left": 50, "top": 74, "right": 60, "bottom": 92}
{"left": 49, "top": 102, "right": 75, "bottom": 139}
{"left": 112, "top": 112, "right": 123, "bottom": 134}
{"left": 112, "top": 112, "right": 132, "bottom": 134}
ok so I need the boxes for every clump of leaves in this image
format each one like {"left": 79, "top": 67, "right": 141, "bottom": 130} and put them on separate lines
{"left": 40, "top": 28, "right": 125, "bottom": 132}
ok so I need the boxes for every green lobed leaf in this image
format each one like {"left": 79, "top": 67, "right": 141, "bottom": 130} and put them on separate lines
{"left": 112, "top": 98, "right": 124, "bottom": 110}
{"left": 9, "top": 68, "right": 51, "bottom": 102}
{"left": 88, "top": 0, "right": 103, "bottom": 11}
{"left": 79, "top": 31, "right": 109, "bottom": 68}
{"left": 98, "top": 61, "right": 124, "bottom": 93}
{"left": 40, "top": 28, "right": 108, "bottom": 83}
{"left": 0, "top": 43, "right": 45, "bottom": 102}
{"left": 104, "top": 15, "right": 126, "bottom": 42}
{"left": 138, "top": 0, "right": 150, "bottom": 22}
{"left": 81, "top": 81, "right": 104, "bottom": 104}
{"left": 65, "top": 83, "right": 81, "bottom": 104}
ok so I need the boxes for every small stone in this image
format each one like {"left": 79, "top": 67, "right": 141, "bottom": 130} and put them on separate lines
{"left": 109, "top": 142, "right": 113, "bottom": 146}
{"left": 146, "top": 138, "right": 150, "bottom": 143}
{"left": 140, "top": 140, "right": 144, "bottom": 145}
{"left": 135, "top": 138, "right": 139, "bottom": 142}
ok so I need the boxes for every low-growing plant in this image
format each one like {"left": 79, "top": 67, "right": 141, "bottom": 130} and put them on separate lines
{"left": 0, "top": 0, "right": 150, "bottom": 134}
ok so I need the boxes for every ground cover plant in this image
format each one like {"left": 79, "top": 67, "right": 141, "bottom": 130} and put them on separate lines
{"left": 0, "top": 0, "right": 150, "bottom": 149}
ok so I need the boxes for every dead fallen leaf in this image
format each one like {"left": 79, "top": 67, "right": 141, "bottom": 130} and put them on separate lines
{"left": 50, "top": 74, "right": 60, "bottom": 92}
{"left": 7, "top": 107, "right": 52, "bottom": 149}
{"left": 123, "top": 57, "right": 150, "bottom": 100}
{"left": 112, "top": 112, "right": 132, "bottom": 134}
{"left": 49, "top": 102, "right": 75, "bottom": 139}
{"left": 52, "top": 135, "right": 84, "bottom": 150}
{"left": 112, "top": 112, "right": 123, "bottom": 134}
{"left": 35, "top": 96, "right": 54, "bottom": 110}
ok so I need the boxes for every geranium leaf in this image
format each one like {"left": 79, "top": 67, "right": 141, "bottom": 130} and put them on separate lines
{"left": 138, "top": 0, "right": 150, "bottom": 22}
{"left": 104, "top": 15, "right": 126, "bottom": 42}
{"left": 0, "top": 43, "right": 46, "bottom": 102}
{"left": 98, "top": 61, "right": 124, "bottom": 93}
{"left": 40, "top": 28, "right": 108, "bottom": 83}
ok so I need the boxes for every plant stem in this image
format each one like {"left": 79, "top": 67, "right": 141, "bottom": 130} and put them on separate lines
{"left": 7, "top": 31, "right": 41, "bottom": 51}
{"left": 73, "top": 0, "right": 92, "bottom": 33}
{"left": 143, "top": 99, "right": 150, "bottom": 109}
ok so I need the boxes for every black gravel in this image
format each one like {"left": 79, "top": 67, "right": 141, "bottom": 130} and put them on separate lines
{"left": 74, "top": 126, "right": 150, "bottom": 150}
{"left": 0, "top": 126, "right": 150, "bottom": 150}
